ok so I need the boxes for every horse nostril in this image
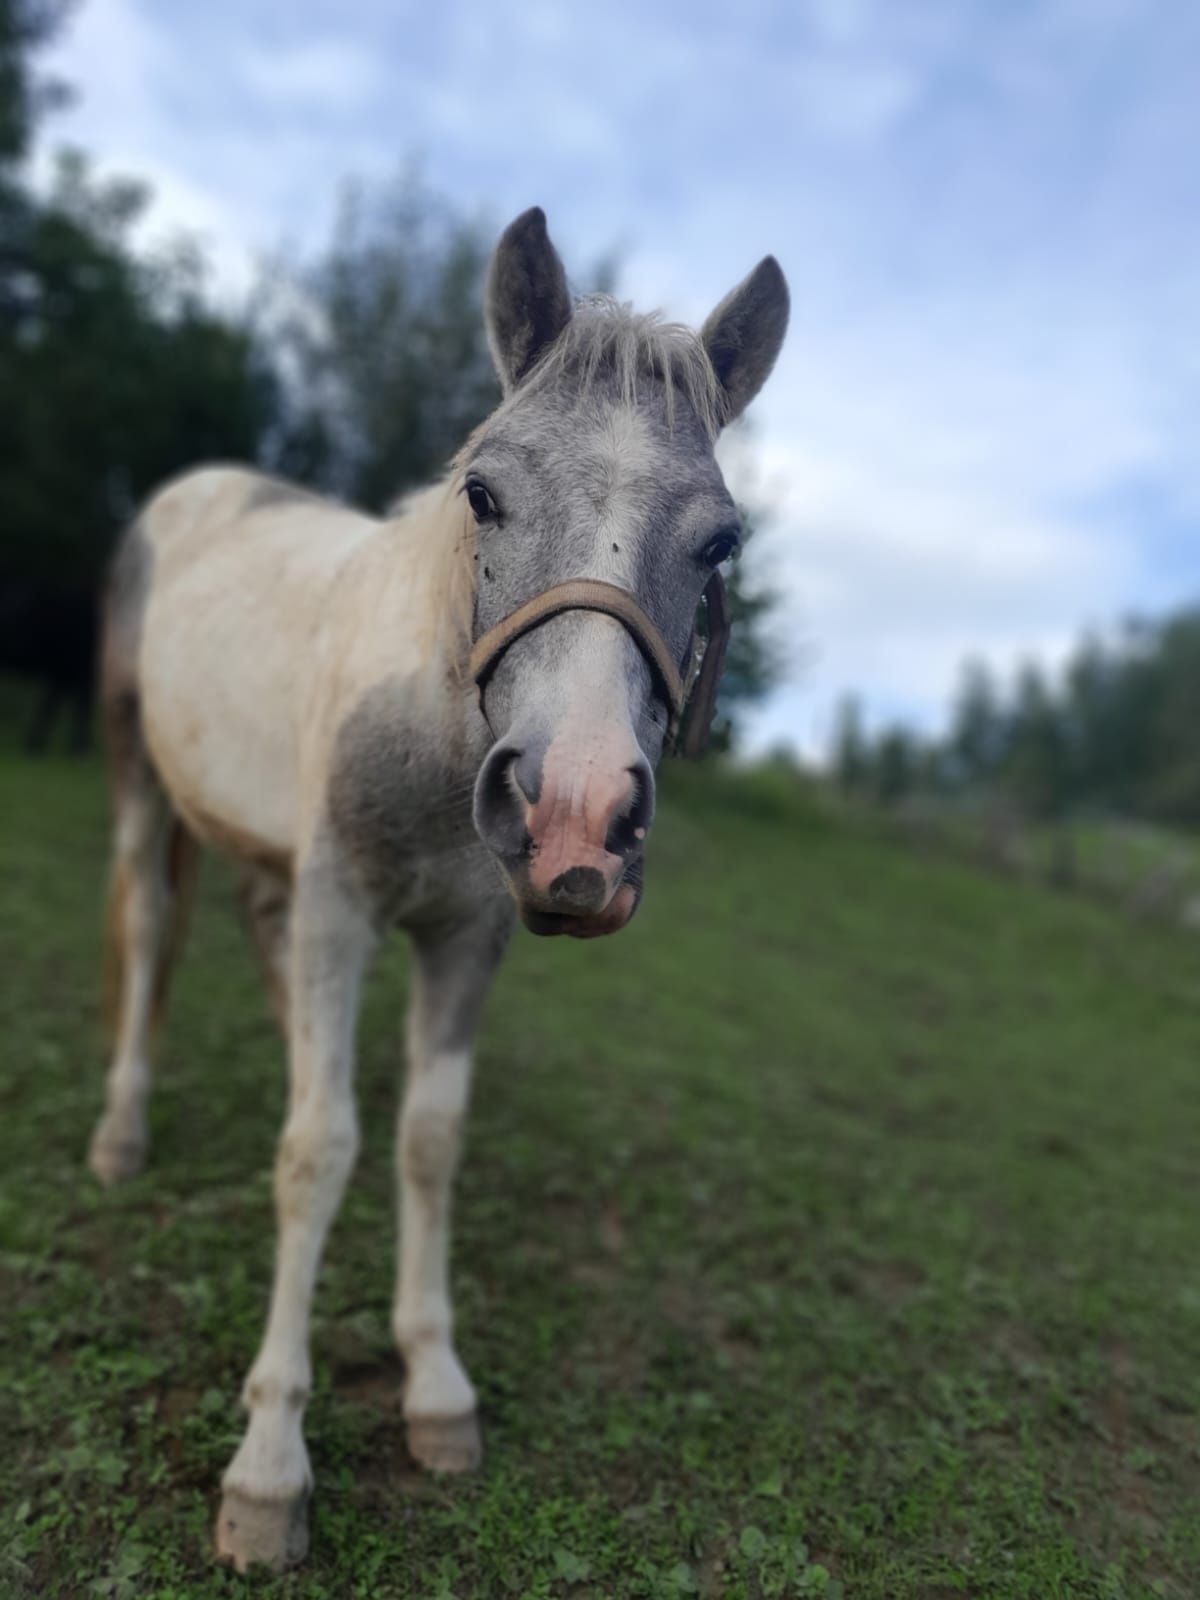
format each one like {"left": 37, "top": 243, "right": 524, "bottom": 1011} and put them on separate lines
{"left": 473, "top": 743, "right": 530, "bottom": 860}
{"left": 605, "top": 760, "right": 656, "bottom": 858}
{"left": 479, "top": 742, "right": 518, "bottom": 806}
{"left": 511, "top": 746, "right": 544, "bottom": 806}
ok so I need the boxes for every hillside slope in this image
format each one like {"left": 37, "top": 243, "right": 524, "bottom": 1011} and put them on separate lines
{"left": 1, "top": 758, "right": 1198, "bottom": 1599}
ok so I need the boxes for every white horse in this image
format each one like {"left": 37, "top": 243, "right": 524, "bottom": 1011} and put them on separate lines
{"left": 87, "top": 207, "right": 789, "bottom": 1571}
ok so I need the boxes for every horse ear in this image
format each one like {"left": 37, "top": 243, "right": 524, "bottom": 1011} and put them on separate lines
{"left": 701, "top": 256, "right": 790, "bottom": 425}
{"left": 485, "top": 207, "right": 573, "bottom": 393}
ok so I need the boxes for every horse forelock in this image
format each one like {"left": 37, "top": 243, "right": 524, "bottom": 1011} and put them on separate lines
{"left": 496, "top": 296, "right": 725, "bottom": 440}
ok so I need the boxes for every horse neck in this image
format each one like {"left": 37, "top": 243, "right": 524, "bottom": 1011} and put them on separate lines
{"left": 341, "top": 486, "right": 484, "bottom": 777}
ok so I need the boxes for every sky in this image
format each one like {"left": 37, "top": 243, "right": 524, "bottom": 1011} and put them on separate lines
{"left": 37, "top": 0, "right": 1200, "bottom": 756}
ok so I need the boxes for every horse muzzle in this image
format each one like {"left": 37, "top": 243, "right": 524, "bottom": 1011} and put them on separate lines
{"left": 473, "top": 725, "right": 654, "bottom": 938}
{"left": 519, "top": 872, "right": 643, "bottom": 938}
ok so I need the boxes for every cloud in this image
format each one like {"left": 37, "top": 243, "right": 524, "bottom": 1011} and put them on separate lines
{"left": 733, "top": 295, "right": 1175, "bottom": 756}
{"left": 788, "top": 56, "right": 920, "bottom": 141}
{"left": 236, "top": 39, "right": 385, "bottom": 112}
{"left": 37, "top": 0, "right": 257, "bottom": 294}
{"left": 44, "top": 0, "right": 167, "bottom": 146}
{"left": 34, "top": 0, "right": 1200, "bottom": 767}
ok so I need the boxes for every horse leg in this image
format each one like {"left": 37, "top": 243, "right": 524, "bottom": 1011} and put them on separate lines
{"left": 88, "top": 716, "right": 197, "bottom": 1184}
{"left": 393, "top": 907, "right": 511, "bottom": 1472}
{"left": 216, "top": 856, "right": 374, "bottom": 1573}
{"left": 237, "top": 864, "right": 292, "bottom": 1035}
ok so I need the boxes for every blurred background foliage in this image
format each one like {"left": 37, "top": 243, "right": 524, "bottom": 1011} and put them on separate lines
{"left": 0, "top": 0, "right": 780, "bottom": 750}
{"left": 833, "top": 611, "right": 1200, "bottom": 833}
{"left": 5, "top": 0, "right": 1195, "bottom": 832}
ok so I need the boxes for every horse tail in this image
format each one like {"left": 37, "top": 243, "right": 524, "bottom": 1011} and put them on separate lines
{"left": 99, "top": 519, "right": 200, "bottom": 1047}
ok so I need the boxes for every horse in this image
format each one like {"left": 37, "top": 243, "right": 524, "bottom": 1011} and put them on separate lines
{"left": 86, "top": 207, "right": 789, "bottom": 1572}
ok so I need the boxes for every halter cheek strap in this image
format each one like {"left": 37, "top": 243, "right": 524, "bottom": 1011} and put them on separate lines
{"left": 468, "top": 573, "right": 729, "bottom": 758}
{"left": 679, "top": 570, "right": 729, "bottom": 760}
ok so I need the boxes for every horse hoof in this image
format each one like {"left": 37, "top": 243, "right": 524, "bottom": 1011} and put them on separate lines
{"left": 407, "top": 1412, "right": 482, "bottom": 1473}
{"left": 87, "top": 1124, "right": 145, "bottom": 1185}
{"left": 215, "top": 1487, "right": 309, "bottom": 1573}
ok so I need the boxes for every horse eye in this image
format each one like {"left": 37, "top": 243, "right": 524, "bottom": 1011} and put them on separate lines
{"left": 702, "top": 530, "right": 740, "bottom": 568}
{"left": 466, "top": 480, "right": 497, "bottom": 522}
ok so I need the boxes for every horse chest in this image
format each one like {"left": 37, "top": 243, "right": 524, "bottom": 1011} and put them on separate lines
{"left": 324, "top": 686, "right": 494, "bottom": 922}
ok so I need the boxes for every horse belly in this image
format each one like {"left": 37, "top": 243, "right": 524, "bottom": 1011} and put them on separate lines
{"left": 140, "top": 566, "right": 301, "bottom": 864}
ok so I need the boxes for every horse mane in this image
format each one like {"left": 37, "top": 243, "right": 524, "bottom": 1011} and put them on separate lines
{"left": 516, "top": 295, "right": 725, "bottom": 439}
{"left": 384, "top": 478, "right": 477, "bottom": 677}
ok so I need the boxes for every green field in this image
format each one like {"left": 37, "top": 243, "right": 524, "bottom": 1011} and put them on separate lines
{"left": 1, "top": 755, "right": 1199, "bottom": 1599}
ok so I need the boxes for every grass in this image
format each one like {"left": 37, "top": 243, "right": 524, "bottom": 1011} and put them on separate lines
{"left": 1, "top": 753, "right": 1199, "bottom": 1599}
{"left": 870, "top": 790, "right": 1200, "bottom": 908}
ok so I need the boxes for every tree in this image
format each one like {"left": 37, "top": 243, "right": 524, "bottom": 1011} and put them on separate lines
{"left": 703, "top": 511, "right": 785, "bottom": 753}
{"left": 920, "top": 609, "right": 1200, "bottom": 832}
{"left": 1061, "top": 632, "right": 1118, "bottom": 808}
{"left": 828, "top": 598, "right": 1200, "bottom": 832}
{"left": 1004, "top": 661, "right": 1070, "bottom": 819}
{"left": 949, "top": 658, "right": 1005, "bottom": 788}
{"left": 1, "top": 152, "right": 277, "bottom": 585}
{"left": 264, "top": 173, "right": 501, "bottom": 510}
{"left": 0, "top": 0, "right": 69, "bottom": 165}
{"left": 831, "top": 693, "right": 868, "bottom": 795}
{"left": 1142, "top": 610, "right": 1200, "bottom": 826}
{"left": 1, "top": 7, "right": 281, "bottom": 743}
{"left": 873, "top": 725, "right": 917, "bottom": 806}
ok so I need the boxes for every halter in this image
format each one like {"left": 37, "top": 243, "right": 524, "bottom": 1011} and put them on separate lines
{"left": 469, "top": 573, "right": 730, "bottom": 759}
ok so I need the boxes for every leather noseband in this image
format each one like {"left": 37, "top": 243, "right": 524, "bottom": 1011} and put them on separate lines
{"left": 469, "top": 574, "right": 729, "bottom": 759}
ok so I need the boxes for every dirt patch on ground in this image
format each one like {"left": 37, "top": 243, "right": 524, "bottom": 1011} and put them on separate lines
{"left": 856, "top": 1257, "right": 929, "bottom": 1309}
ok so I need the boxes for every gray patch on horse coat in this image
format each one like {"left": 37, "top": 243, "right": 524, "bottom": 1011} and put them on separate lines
{"left": 326, "top": 675, "right": 502, "bottom": 924}
{"left": 412, "top": 902, "right": 515, "bottom": 1054}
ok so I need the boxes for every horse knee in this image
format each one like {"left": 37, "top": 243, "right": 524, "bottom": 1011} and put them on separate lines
{"left": 402, "top": 1101, "right": 464, "bottom": 1190}
{"left": 275, "top": 1106, "right": 359, "bottom": 1220}
{"left": 110, "top": 797, "right": 171, "bottom": 939}
{"left": 123, "top": 876, "right": 167, "bottom": 945}
{"left": 400, "top": 1048, "right": 470, "bottom": 1189}
{"left": 114, "top": 785, "right": 165, "bottom": 861}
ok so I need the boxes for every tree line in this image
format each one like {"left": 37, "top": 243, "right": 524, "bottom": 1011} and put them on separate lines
{"left": 834, "top": 612, "right": 1200, "bottom": 830}
{"left": 1, "top": 0, "right": 778, "bottom": 747}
